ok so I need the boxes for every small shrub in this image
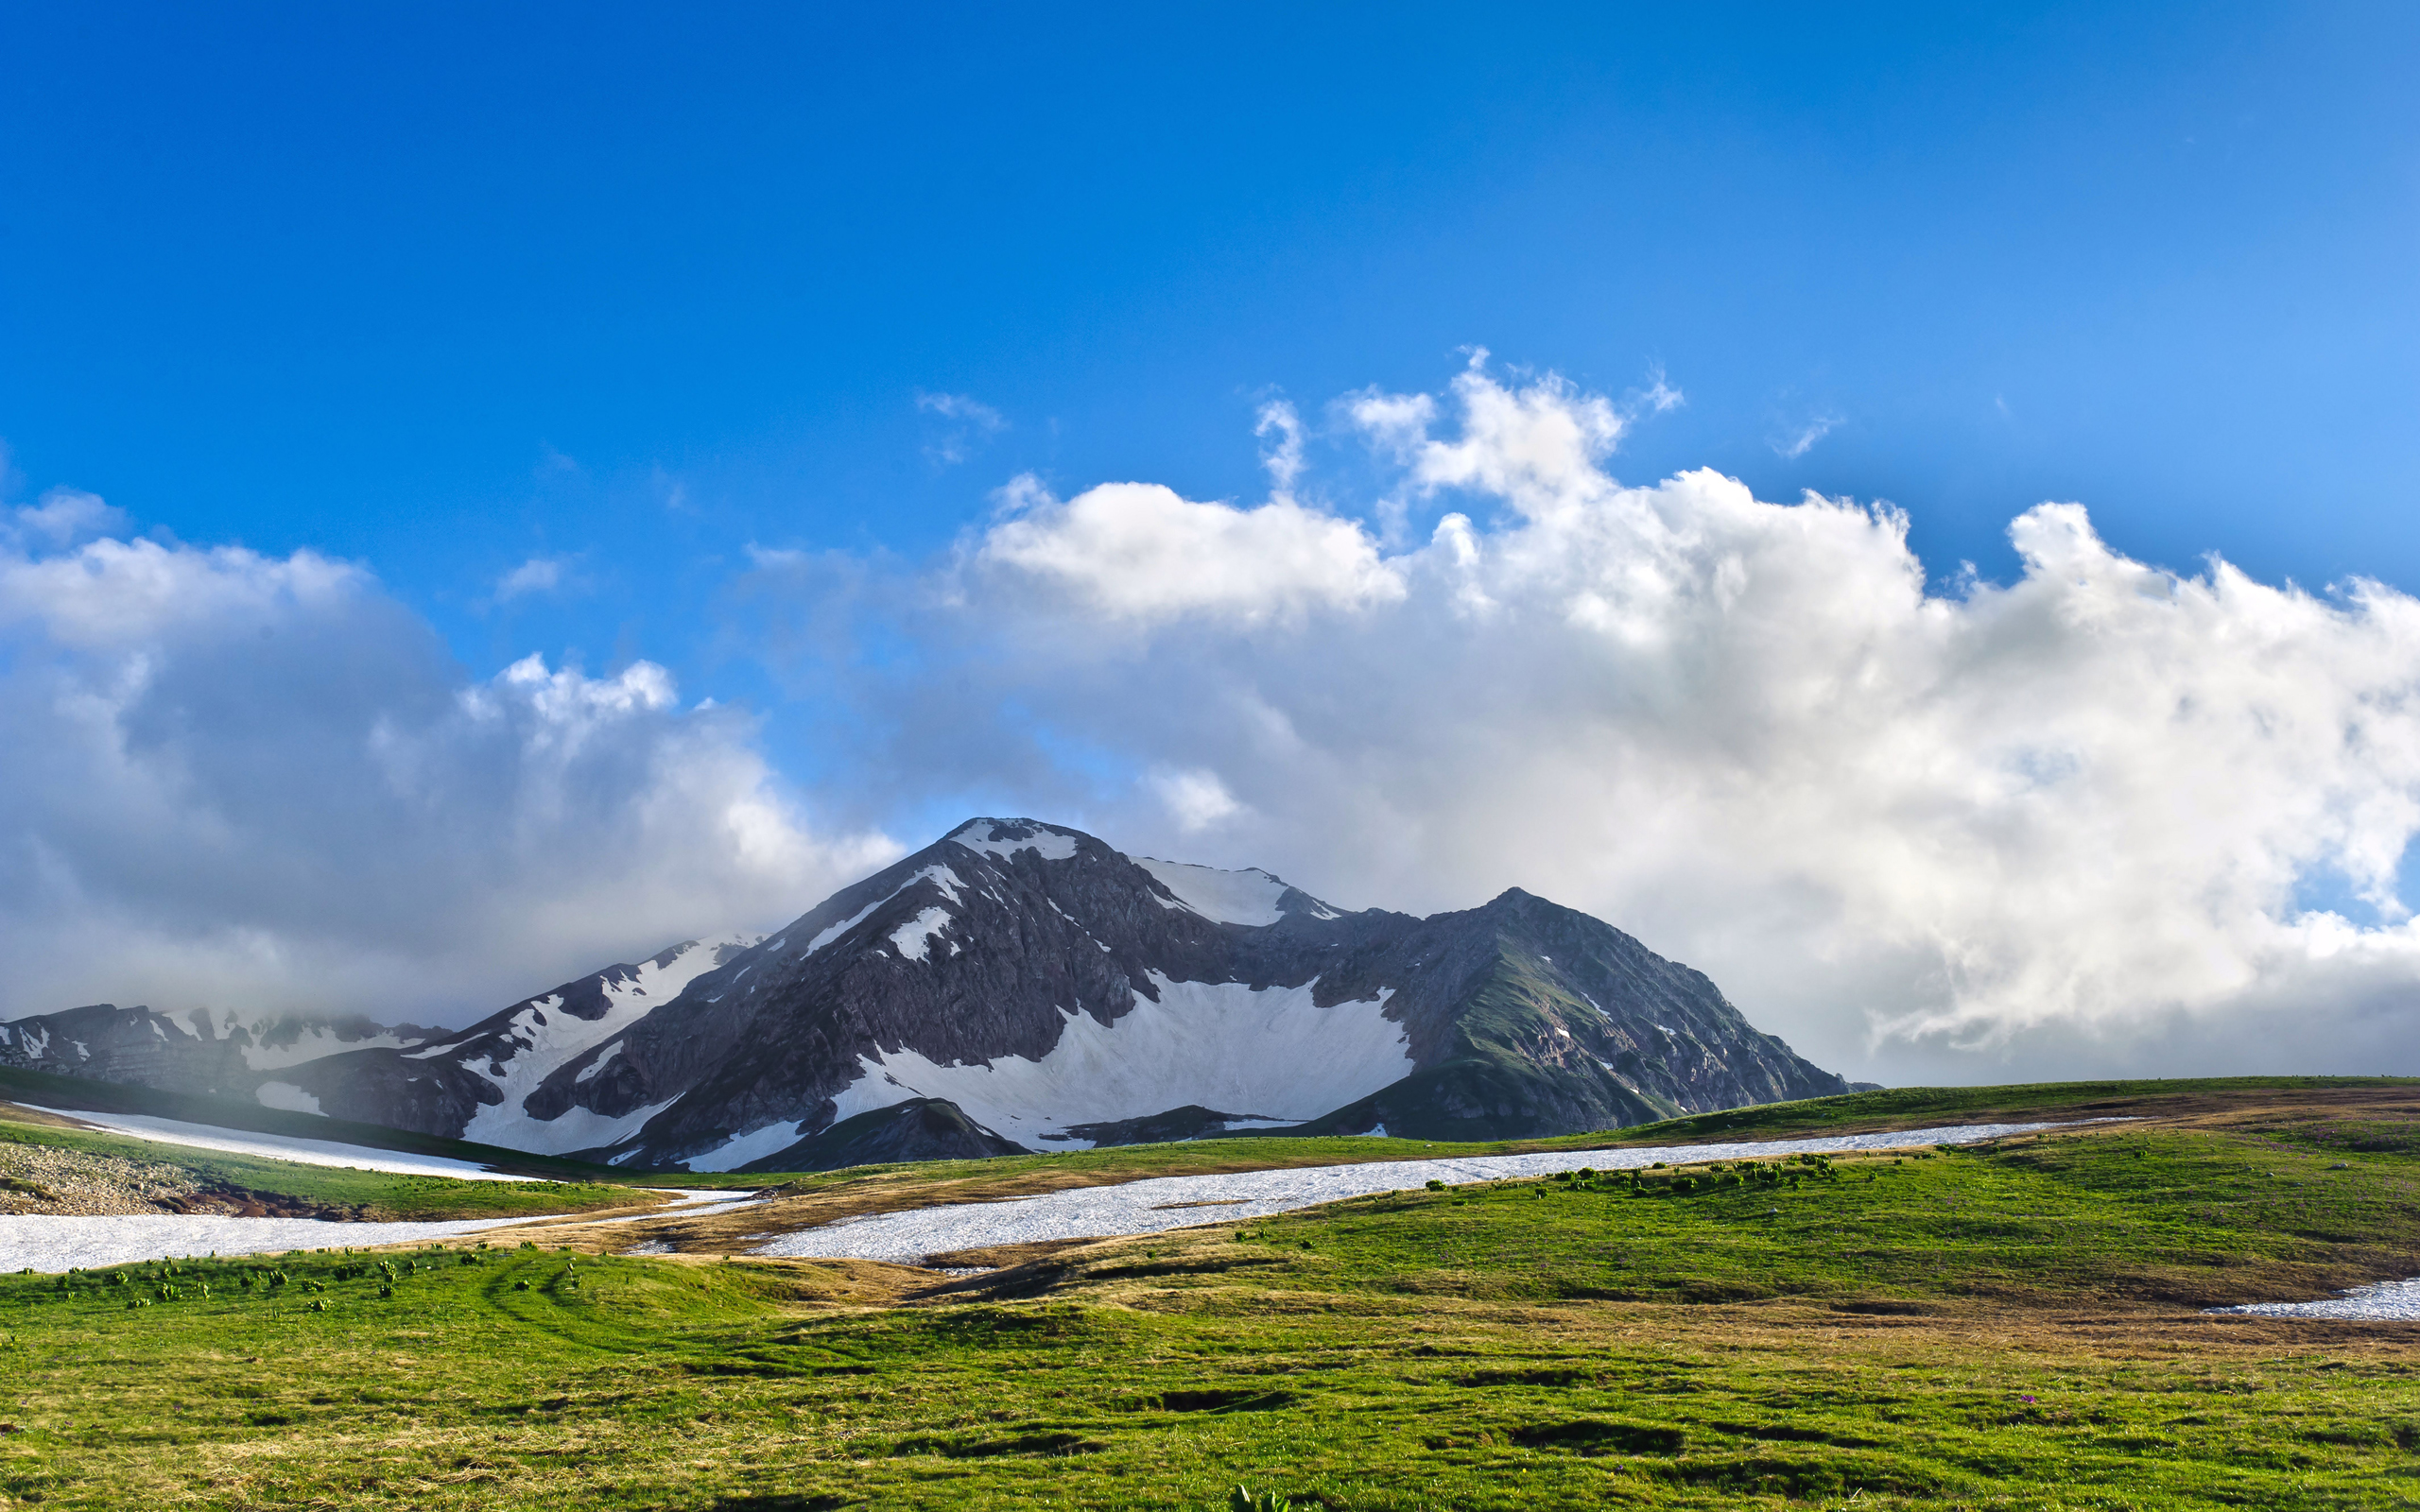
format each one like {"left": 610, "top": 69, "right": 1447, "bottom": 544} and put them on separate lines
{"left": 1425, "top": 1178, "right": 1447, "bottom": 1192}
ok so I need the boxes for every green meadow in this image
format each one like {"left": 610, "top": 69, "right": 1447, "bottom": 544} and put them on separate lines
{"left": 3, "top": 1079, "right": 2419, "bottom": 1508}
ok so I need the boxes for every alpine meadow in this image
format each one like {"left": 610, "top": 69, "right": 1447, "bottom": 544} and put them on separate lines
{"left": 7, "top": 7, "right": 2420, "bottom": 1511}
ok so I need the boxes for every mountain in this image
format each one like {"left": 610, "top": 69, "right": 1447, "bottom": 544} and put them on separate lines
{"left": 0, "top": 941, "right": 748, "bottom": 1129}
{"left": 0, "top": 1002, "right": 444, "bottom": 1104}
{"left": 0, "top": 818, "right": 1851, "bottom": 1170}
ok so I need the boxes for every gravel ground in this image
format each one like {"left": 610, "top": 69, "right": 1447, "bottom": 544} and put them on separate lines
{"left": 0, "top": 1142, "right": 201, "bottom": 1216}
{"left": 753, "top": 1121, "right": 2083, "bottom": 1264}
{"left": 2210, "top": 1280, "right": 2420, "bottom": 1321}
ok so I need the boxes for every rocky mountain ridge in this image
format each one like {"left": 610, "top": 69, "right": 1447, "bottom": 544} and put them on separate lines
{"left": 0, "top": 818, "right": 1852, "bottom": 1170}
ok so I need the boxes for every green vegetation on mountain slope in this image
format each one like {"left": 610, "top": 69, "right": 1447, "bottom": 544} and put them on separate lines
{"left": 4, "top": 1082, "right": 2420, "bottom": 1509}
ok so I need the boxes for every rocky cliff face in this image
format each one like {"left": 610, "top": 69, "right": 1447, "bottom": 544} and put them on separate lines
{"left": 0, "top": 818, "right": 1851, "bottom": 1168}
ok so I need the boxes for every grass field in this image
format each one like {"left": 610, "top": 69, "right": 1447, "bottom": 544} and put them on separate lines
{"left": 5, "top": 1078, "right": 2420, "bottom": 1508}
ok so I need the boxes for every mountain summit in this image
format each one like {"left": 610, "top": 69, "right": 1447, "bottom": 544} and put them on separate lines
{"left": 1, "top": 818, "right": 1849, "bottom": 1169}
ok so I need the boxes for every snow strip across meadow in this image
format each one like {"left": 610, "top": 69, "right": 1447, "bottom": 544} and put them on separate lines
{"left": 2210, "top": 1279, "right": 2420, "bottom": 1322}
{"left": 753, "top": 1120, "right": 2082, "bottom": 1265}
{"left": 21, "top": 1107, "right": 534, "bottom": 1181}
{"left": 0, "top": 1191, "right": 753, "bottom": 1273}
{"left": 0, "top": 1213, "right": 555, "bottom": 1273}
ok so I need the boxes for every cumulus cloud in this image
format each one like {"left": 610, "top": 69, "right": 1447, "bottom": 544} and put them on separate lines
{"left": 971, "top": 475, "right": 1405, "bottom": 626}
{"left": 0, "top": 528, "right": 896, "bottom": 1025}
{"left": 821, "top": 357, "right": 2420, "bottom": 1083}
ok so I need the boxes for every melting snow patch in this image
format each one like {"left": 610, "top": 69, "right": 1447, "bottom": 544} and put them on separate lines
{"left": 0, "top": 1213, "right": 562, "bottom": 1274}
{"left": 2211, "top": 1279, "right": 2420, "bottom": 1321}
{"left": 755, "top": 1121, "right": 2092, "bottom": 1264}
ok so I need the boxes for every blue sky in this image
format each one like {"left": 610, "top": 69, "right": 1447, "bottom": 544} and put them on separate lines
{"left": 10, "top": 4, "right": 2416, "bottom": 678}
{"left": 6, "top": 4, "right": 2420, "bottom": 1076}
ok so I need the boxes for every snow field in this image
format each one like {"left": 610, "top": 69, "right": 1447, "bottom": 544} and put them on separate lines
{"left": 1130, "top": 858, "right": 1293, "bottom": 926}
{"left": 20, "top": 1107, "right": 536, "bottom": 1180}
{"left": 2210, "top": 1280, "right": 2420, "bottom": 1321}
{"left": 0, "top": 1190, "right": 754, "bottom": 1272}
{"left": 815, "top": 974, "right": 1411, "bottom": 1152}
{"left": 0, "top": 1213, "right": 556, "bottom": 1273}
{"left": 752, "top": 1121, "right": 2084, "bottom": 1265}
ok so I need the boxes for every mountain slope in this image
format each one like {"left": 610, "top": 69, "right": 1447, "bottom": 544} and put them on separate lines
{"left": 0, "top": 818, "right": 1851, "bottom": 1169}
{"left": 488, "top": 818, "right": 1848, "bottom": 1166}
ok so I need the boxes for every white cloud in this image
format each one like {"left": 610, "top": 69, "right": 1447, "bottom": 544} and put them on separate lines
{"left": 1633, "top": 369, "right": 1685, "bottom": 415}
{"left": 0, "top": 521, "right": 897, "bottom": 1025}
{"left": 1255, "top": 399, "right": 1306, "bottom": 499}
{"left": 9, "top": 489, "right": 128, "bottom": 549}
{"left": 916, "top": 391, "right": 1010, "bottom": 466}
{"left": 493, "top": 556, "right": 566, "bottom": 601}
{"left": 973, "top": 476, "right": 1405, "bottom": 626}
{"left": 1150, "top": 767, "right": 1245, "bottom": 833}
{"left": 814, "top": 360, "right": 2420, "bottom": 1083}
{"left": 1773, "top": 412, "right": 1842, "bottom": 459}
{"left": 19, "top": 359, "right": 2420, "bottom": 1089}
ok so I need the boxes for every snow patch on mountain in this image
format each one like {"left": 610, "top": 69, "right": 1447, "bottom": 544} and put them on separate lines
{"left": 500, "top": 1094, "right": 683, "bottom": 1159}
{"left": 687, "top": 1120, "right": 812, "bottom": 1173}
{"left": 889, "top": 907, "right": 953, "bottom": 962}
{"left": 821, "top": 973, "right": 1409, "bottom": 1149}
{"left": 241, "top": 1026, "right": 423, "bottom": 1072}
{"left": 949, "top": 818, "right": 1079, "bottom": 861}
{"left": 1130, "top": 858, "right": 1291, "bottom": 927}
{"left": 254, "top": 1081, "right": 324, "bottom": 1115}
{"left": 449, "top": 938, "right": 742, "bottom": 1154}
{"left": 805, "top": 898, "right": 888, "bottom": 955}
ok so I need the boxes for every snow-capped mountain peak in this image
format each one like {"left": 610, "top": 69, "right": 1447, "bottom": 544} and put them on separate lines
{"left": 1, "top": 818, "right": 1851, "bottom": 1174}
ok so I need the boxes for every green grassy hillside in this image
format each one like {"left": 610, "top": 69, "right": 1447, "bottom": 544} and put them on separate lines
{"left": 3, "top": 1079, "right": 2418, "bottom": 1508}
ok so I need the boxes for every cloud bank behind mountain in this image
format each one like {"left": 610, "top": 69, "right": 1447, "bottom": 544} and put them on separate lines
{"left": 6, "top": 357, "right": 2418, "bottom": 1085}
